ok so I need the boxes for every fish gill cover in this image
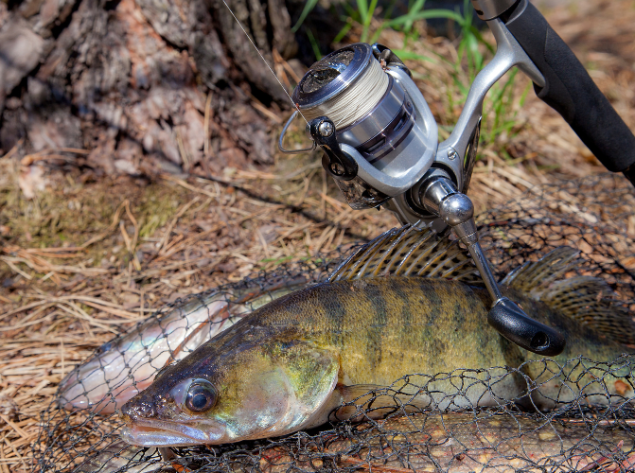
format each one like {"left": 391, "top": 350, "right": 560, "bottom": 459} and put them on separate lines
{"left": 32, "top": 174, "right": 635, "bottom": 473}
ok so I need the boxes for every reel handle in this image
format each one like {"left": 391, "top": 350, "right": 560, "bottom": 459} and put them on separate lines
{"left": 418, "top": 171, "right": 566, "bottom": 356}
{"left": 465, "top": 237, "right": 565, "bottom": 356}
{"left": 500, "top": 0, "right": 635, "bottom": 178}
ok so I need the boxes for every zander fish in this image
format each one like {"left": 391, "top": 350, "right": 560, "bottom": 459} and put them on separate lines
{"left": 120, "top": 225, "right": 635, "bottom": 446}
{"left": 58, "top": 279, "right": 311, "bottom": 414}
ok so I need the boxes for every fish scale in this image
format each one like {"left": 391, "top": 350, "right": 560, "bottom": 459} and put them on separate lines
{"left": 281, "top": 278, "right": 507, "bottom": 388}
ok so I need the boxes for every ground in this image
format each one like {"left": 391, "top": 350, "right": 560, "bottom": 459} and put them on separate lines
{"left": 1, "top": 0, "right": 635, "bottom": 471}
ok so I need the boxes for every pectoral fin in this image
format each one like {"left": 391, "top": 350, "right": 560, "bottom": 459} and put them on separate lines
{"left": 279, "top": 344, "right": 340, "bottom": 427}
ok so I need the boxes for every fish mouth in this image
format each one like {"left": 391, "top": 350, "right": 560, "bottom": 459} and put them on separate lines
{"left": 121, "top": 417, "right": 226, "bottom": 446}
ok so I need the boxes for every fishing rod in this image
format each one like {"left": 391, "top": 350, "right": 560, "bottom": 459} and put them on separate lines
{"left": 279, "top": 0, "right": 635, "bottom": 357}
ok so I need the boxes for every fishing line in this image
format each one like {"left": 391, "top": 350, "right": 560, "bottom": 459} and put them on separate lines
{"left": 219, "top": 0, "right": 310, "bottom": 126}
{"left": 301, "top": 57, "right": 389, "bottom": 128}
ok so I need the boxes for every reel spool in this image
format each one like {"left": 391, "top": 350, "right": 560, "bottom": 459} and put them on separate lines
{"left": 281, "top": 43, "right": 439, "bottom": 211}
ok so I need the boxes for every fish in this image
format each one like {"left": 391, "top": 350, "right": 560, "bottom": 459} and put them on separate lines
{"left": 120, "top": 224, "right": 635, "bottom": 447}
{"left": 76, "top": 413, "right": 635, "bottom": 473}
{"left": 58, "top": 279, "right": 311, "bottom": 414}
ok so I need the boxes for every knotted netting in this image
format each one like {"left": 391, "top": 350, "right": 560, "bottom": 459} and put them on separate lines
{"left": 32, "top": 173, "right": 635, "bottom": 473}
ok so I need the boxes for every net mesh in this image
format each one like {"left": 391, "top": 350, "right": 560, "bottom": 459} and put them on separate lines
{"left": 32, "top": 173, "right": 635, "bottom": 473}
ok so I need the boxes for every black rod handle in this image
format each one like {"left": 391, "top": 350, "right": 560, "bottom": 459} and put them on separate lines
{"left": 502, "top": 0, "right": 635, "bottom": 174}
{"left": 488, "top": 297, "right": 566, "bottom": 356}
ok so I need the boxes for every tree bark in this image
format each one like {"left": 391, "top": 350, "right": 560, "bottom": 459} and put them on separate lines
{"left": 0, "top": 0, "right": 301, "bottom": 175}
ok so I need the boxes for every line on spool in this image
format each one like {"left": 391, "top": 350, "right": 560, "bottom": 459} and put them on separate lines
{"left": 301, "top": 57, "right": 390, "bottom": 129}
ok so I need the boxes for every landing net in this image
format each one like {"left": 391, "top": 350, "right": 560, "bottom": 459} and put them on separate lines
{"left": 32, "top": 173, "right": 635, "bottom": 473}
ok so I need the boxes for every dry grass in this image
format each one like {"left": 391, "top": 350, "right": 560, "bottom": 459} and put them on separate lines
{"left": 1, "top": 0, "right": 635, "bottom": 471}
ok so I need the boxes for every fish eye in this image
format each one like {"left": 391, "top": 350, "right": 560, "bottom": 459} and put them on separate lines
{"left": 185, "top": 380, "right": 217, "bottom": 413}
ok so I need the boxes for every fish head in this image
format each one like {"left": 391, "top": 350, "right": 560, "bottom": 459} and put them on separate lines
{"left": 121, "top": 325, "right": 340, "bottom": 446}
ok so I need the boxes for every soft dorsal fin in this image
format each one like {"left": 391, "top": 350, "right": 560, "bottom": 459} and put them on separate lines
{"left": 501, "top": 247, "right": 580, "bottom": 298}
{"left": 328, "top": 224, "right": 479, "bottom": 283}
{"left": 502, "top": 247, "right": 635, "bottom": 346}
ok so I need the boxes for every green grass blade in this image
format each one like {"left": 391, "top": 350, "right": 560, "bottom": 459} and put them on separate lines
{"left": 401, "top": 0, "right": 427, "bottom": 32}
{"left": 361, "top": 0, "right": 380, "bottom": 41}
{"left": 470, "top": 25, "right": 495, "bottom": 53}
{"left": 306, "top": 29, "right": 322, "bottom": 60}
{"left": 292, "top": 0, "right": 321, "bottom": 32}
{"left": 356, "top": 0, "right": 369, "bottom": 24}
{"left": 391, "top": 49, "right": 437, "bottom": 63}
{"left": 334, "top": 22, "right": 354, "bottom": 44}
{"left": 383, "top": 9, "right": 463, "bottom": 29}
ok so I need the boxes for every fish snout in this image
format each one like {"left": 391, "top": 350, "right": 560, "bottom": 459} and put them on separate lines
{"left": 57, "top": 371, "right": 80, "bottom": 407}
{"left": 57, "top": 370, "right": 95, "bottom": 410}
{"left": 122, "top": 398, "right": 157, "bottom": 421}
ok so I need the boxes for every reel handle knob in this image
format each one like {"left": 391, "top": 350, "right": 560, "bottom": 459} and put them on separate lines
{"left": 488, "top": 297, "right": 566, "bottom": 356}
{"left": 465, "top": 238, "right": 566, "bottom": 356}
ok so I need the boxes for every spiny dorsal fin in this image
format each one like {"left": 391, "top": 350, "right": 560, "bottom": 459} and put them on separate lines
{"left": 328, "top": 224, "right": 479, "bottom": 283}
{"left": 503, "top": 247, "right": 635, "bottom": 346}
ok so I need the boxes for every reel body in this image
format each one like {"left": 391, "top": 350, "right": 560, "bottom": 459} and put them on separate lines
{"left": 287, "top": 43, "right": 438, "bottom": 212}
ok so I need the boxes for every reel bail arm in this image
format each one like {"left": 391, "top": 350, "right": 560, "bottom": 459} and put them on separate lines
{"left": 371, "top": 43, "right": 412, "bottom": 77}
{"left": 415, "top": 169, "right": 566, "bottom": 356}
{"left": 309, "top": 117, "right": 358, "bottom": 181}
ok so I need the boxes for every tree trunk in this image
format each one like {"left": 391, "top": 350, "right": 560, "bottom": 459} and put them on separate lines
{"left": 0, "top": 0, "right": 302, "bottom": 175}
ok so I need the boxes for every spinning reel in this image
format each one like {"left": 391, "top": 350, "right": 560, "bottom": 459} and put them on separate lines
{"left": 279, "top": 0, "right": 635, "bottom": 356}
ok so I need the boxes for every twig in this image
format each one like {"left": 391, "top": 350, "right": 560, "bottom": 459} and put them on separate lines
{"left": 252, "top": 100, "right": 283, "bottom": 124}
{"left": 0, "top": 414, "right": 30, "bottom": 439}
{"left": 157, "top": 197, "right": 200, "bottom": 256}
{"left": 204, "top": 91, "right": 213, "bottom": 159}
{"left": 0, "top": 258, "right": 32, "bottom": 280}
{"left": 162, "top": 174, "right": 218, "bottom": 199}
{"left": 81, "top": 199, "right": 129, "bottom": 248}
